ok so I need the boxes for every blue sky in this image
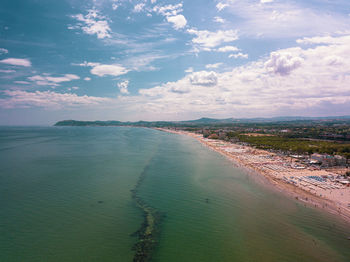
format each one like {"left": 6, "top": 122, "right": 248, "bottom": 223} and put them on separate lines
{"left": 1, "top": 0, "right": 350, "bottom": 125}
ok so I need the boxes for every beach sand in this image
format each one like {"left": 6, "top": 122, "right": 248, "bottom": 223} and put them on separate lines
{"left": 156, "top": 128, "right": 350, "bottom": 223}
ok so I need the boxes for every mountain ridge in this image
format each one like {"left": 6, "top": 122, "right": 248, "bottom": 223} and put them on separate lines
{"left": 54, "top": 115, "right": 350, "bottom": 126}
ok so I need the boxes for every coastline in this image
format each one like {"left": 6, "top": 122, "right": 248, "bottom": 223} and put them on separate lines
{"left": 155, "top": 128, "right": 350, "bottom": 224}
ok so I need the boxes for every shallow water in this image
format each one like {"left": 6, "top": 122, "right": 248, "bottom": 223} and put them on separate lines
{"left": 0, "top": 127, "right": 349, "bottom": 261}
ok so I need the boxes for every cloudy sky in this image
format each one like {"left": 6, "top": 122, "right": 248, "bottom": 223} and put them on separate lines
{"left": 1, "top": 0, "right": 350, "bottom": 125}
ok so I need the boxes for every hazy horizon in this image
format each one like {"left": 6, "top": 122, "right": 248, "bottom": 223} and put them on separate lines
{"left": 1, "top": 114, "right": 350, "bottom": 127}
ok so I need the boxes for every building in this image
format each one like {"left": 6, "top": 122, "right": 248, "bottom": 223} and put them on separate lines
{"left": 311, "top": 153, "right": 336, "bottom": 167}
{"left": 334, "top": 155, "right": 347, "bottom": 166}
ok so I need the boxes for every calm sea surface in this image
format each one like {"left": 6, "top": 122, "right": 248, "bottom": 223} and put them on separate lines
{"left": 0, "top": 126, "right": 349, "bottom": 261}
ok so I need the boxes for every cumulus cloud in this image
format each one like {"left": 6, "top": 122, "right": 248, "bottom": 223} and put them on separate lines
{"left": 187, "top": 29, "right": 238, "bottom": 51}
{"left": 265, "top": 51, "right": 303, "bottom": 75}
{"left": 128, "top": 34, "right": 350, "bottom": 118}
{"left": 260, "top": 0, "right": 274, "bottom": 3}
{"left": 3, "top": 33, "right": 350, "bottom": 119}
{"left": 118, "top": 80, "right": 129, "bottom": 94}
{"left": 324, "top": 56, "right": 344, "bottom": 66}
{"left": 153, "top": 3, "right": 187, "bottom": 30}
{"left": 90, "top": 64, "right": 129, "bottom": 77}
{"left": 0, "top": 58, "right": 31, "bottom": 67}
{"left": 0, "top": 90, "right": 109, "bottom": 109}
{"left": 71, "top": 9, "right": 111, "bottom": 39}
{"left": 166, "top": 15, "right": 187, "bottom": 30}
{"left": 74, "top": 61, "right": 129, "bottom": 77}
{"left": 189, "top": 71, "right": 218, "bottom": 86}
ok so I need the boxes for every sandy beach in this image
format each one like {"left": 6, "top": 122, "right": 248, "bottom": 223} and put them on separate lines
{"left": 156, "top": 128, "right": 350, "bottom": 223}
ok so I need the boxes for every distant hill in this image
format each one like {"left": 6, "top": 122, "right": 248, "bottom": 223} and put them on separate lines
{"left": 54, "top": 116, "right": 350, "bottom": 127}
{"left": 183, "top": 116, "right": 350, "bottom": 123}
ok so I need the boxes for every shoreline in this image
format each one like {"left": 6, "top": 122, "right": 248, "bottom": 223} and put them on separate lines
{"left": 156, "top": 128, "right": 350, "bottom": 224}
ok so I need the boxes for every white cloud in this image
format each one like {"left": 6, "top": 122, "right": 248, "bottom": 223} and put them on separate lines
{"left": 216, "top": 2, "right": 228, "bottom": 11}
{"left": 122, "top": 53, "right": 167, "bottom": 71}
{"left": 213, "top": 16, "right": 225, "bottom": 23}
{"left": 0, "top": 48, "right": 8, "bottom": 55}
{"left": 0, "top": 90, "right": 109, "bottom": 109}
{"left": 73, "top": 61, "right": 100, "bottom": 67}
{"left": 260, "top": 0, "right": 274, "bottom": 3}
{"left": 14, "top": 81, "right": 30, "bottom": 84}
{"left": 129, "top": 34, "right": 350, "bottom": 118}
{"left": 264, "top": 50, "right": 303, "bottom": 75}
{"left": 74, "top": 61, "right": 129, "bottom": 77}
{"left": 72, "top": 86, "right": 79, "bottom": 90}
{"left": 134, "top": 3, "right": 145, "bottom": 13}
{"left": 205, "top": 63, "right": 223, "bottom": 69}
{"left": 0, "top": 58, "right": 31, "bottom": 67}
{"left": 296, "top": 35, "right": 350, "bottom": 45}
{"left": 3, "top": 34, "right": 350, "bottom": 118}
{"left": 46, "top": 74, "right": 80, "bottom": 83}
{"left": 185, "top": 67, "right": 194, "bottom": 73}
{"left": 0, "top": 69, "right": 16, "bottom": 73}
{"left": 153, "top": 3, "right": 187, "bottom": 30}
{"left": 90, "top": 64, "right": 129, "bottom": 77}
{"left": 118, "top": 80, "right": 129, "bottom": 94}
{"left": 190, "top": 71, "right": 218, "bottom": 86}
{"left": 187, "top": 29, "right": 239, "bottom": 51}
{"left": 153, "top": 4, "right": 183, "bottom": 16}
{"left": 166, "top": 15, "right": 187, "bottom": 30}
{"left": 228, "top": 52, "right": 249, "bottom": 59}
{"left": 324, "top": 56, "right": 344, "bottom": 66}
{"left": 217, "top": 45, "right": 239, "bottom": 52}
{"left": 71, "top": 9, "right": 111, "bottom": 39}
{"left": 28, "top": 74, "right": 80, "bottom": 86}
{"left": 218, "top": 0, "right": 350, "bottom": 38}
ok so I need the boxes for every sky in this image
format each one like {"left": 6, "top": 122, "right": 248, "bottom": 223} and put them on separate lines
{"left": 1, "top": 0, "right": 350, "bottom": 125}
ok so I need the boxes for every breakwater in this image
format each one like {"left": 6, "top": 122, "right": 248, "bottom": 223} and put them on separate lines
{"left": 131, "top": 161, "right": 164, "bottom": 262}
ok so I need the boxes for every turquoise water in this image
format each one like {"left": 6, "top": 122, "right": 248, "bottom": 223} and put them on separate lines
{"left": 0, "top": 126, "right": 349, "bottom": 261}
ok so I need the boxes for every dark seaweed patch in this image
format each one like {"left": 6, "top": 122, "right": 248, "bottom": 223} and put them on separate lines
{"left": 131, "top": 163, "right": 164, "bottom": 262}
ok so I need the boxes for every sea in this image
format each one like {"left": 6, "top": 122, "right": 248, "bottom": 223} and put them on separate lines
{"left": 0, "top": 126, "right": 349, "bottom": 262}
